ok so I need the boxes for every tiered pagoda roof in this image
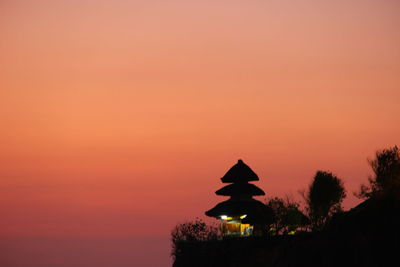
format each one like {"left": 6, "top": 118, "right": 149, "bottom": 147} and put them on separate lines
{"left": 205, "top": 160, "right": 271, "bottom": 224}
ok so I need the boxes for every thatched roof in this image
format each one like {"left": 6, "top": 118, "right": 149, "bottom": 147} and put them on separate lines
{"left": 221, "top": 159, "right": 259, "bottom": 183}
{"left": 205, "top": 198, "right": 271, "bottom": 222}
{"left": 215, "top": 183, "right": 265, "bottom": 196}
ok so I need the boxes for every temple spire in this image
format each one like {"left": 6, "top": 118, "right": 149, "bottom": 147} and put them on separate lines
{"left": 220, "top": 159, "right": 259, "bottom": 183}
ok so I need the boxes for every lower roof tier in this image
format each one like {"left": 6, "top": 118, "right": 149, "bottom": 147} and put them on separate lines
{"left": 205, "top": 198, "right": 273, "bottom": 223}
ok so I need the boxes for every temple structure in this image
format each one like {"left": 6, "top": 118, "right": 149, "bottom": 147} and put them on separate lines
{"left": 205, "top": 160, "right": 272, "bottom": 236}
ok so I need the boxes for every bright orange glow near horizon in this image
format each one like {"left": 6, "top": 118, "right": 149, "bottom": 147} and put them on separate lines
{"left": 1, "top": 0, "right": 399, "bottom": 266}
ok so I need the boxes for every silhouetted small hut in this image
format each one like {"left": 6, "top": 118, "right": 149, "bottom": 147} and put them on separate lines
{"left": 205, "top": 160, "right": 272, "bottom": 236}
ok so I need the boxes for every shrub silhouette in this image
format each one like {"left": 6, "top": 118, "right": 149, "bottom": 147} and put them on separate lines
{"left": 265, "top": 197, "right": 309, "bottom": 234}
{"left": 171, "top": 218, "right": 218, "bottom": 259}
{"left": 304, "top": 171, "right": 346, "bottom": 231}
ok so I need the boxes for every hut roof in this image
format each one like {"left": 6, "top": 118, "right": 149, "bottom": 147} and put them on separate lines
{"left": 221, "top": 159, "right": 259, "bottom": 183}
{"left": 205, "top": 198, "right": 270, "bottom": 219}
{"left": 215, "top": 183, "right": 265, "bottom": 196}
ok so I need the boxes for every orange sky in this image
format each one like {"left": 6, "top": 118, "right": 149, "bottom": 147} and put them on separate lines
{"left": 1, "top": 0, "right": 399, "bottom": 266}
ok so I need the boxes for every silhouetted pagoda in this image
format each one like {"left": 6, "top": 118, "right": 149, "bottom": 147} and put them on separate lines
{"left": 205, "top": 159, "right": 272, "bottom": 236}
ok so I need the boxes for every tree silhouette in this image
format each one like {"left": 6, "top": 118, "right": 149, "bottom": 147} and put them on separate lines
{"left": 304, "top": 171, "right": 346, "bottom": 231}
{"left": 357, "top": 146, "right": 400, "bottom": 199}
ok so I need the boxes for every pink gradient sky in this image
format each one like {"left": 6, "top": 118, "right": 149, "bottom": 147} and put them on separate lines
{"left": 1, "top": 0, "right": 399, "bottom": 266}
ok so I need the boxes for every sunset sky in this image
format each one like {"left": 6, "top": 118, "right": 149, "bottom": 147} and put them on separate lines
{"left": 1, "top": 0, "right": 399, "bottom": 266}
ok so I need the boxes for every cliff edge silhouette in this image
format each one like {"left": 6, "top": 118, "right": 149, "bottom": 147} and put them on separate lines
{"left": 173, "top": 195, "right": 400, "bottom": 267}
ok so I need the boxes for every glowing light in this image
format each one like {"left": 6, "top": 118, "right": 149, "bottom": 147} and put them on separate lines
{"left": 221, "top": 215, "right": 228, "bottom": 220}
{"left": 240, "top": 215, "right": 247, "bottom": 219}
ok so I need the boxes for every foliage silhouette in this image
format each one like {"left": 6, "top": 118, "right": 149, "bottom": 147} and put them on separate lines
{"left": 357, "top": 146, "right": 400, "bottom": 199}
{"left": 265, "top": 196, "right": 309, "bottom": 235}
{"left": 304, "top": 171, "right": 346, "bottom": 231}
{"left": 171, "top": 218, "right": 218, "bottom": 259}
